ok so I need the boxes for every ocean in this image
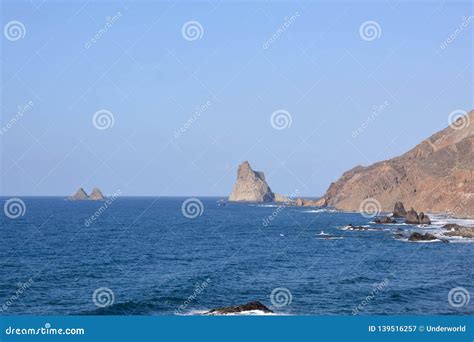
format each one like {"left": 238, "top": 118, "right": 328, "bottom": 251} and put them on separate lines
{"left": 1, "top": 197, "right": 473, "bottom": 315}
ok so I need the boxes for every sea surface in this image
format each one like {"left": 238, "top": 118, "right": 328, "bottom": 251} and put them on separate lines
{"left": 1, "top": 197, "right": 473, "bottom": 315}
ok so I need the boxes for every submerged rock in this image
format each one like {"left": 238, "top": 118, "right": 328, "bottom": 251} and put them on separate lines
{"left": 206, "top": 301, "right": 273, "bottom": 315}
{"left": 408, "top": 232, "right": 438, "bottom": 241}
{"left": 393, "top": 202, "right": 407, "bottom": 218}
{"left": 374, "top": 216, "right": 397, "bottom": 224}
{"left": 345, "top": 224, "right": 372, "bottom": 231}
{"left": 228, "top": 161, "right": 275, "bottom": 202}
{"left": 69, "top": 187, "right": 89, "bottom": 200}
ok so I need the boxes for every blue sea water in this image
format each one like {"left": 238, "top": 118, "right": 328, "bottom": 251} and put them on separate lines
{"left": 1, "top": 197, "right": 473, "bottom": 316}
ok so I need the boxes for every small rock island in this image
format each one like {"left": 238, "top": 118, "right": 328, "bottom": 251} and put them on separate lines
{"left": 69, "top": 187, "right": 105, "bottom": 201}
{"left": 228, "top": 161, "right": 275, "bottom": 202}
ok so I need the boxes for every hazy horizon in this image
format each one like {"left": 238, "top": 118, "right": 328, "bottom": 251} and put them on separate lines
{"left": 1, "top": 0, "right": 472, "bottom": 197}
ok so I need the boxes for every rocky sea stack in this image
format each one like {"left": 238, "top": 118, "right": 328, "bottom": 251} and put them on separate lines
{"left": 69, "top": 187, "right": 105, "bottom": 201}
{"left": 229, "top": 161, "right": 275, "bottom": 202}
{"left": 89, "top": 187, "right": 105, "bottom": 201}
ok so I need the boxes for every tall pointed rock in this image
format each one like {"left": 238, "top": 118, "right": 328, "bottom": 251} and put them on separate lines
{"left": 89, "top": 187, "right": 105, "bottom": 201}
{"left": 228, "top": 161, "right": 275, "bottom": 202}
{"left": 69, "top": 187, "right": 89, "bottom": 200}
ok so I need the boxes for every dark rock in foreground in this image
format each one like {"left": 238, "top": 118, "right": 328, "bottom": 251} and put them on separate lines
{"left": 206, "top": 301, "right": 273, "bottom": 315}
{"left": 408, "top": 232, "right": 438, "bottom": 241}
{"left": 393, "top": 201, "right": 407, "bottom": 218}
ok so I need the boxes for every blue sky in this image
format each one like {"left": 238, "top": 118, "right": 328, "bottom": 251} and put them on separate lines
{"left": 1, "top": 0, "right": 472, "bottom": 196}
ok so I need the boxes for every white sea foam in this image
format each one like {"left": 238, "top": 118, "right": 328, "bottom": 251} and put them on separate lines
{"left": 184, "top": 309, "right": 279, "bottom": 316}
{"left": 429, "top": 214, "right": 474, "bottom": 228}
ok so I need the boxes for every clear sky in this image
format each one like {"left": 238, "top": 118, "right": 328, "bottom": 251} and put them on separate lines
{"left": 1, "top": 0, "right": 472, "bottom": 196}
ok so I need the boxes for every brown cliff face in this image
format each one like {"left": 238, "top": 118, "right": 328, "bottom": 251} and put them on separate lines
{"left": 322, "top": 111, "right": 474, "bottom": 218}
{"left": 228, "top": 161, "right": 275, "bottom": 202}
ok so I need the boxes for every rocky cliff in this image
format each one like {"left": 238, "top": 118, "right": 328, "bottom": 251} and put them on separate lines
{"left": 320, "top": 110, "right": 474, "bottom": 217}
{"left": 228, "top": 161, "right": 275, "bottom": 202}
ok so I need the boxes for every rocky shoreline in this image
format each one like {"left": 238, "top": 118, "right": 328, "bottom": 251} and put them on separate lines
{"left": 342, "top": 201, "right": 474, "bottom": 242}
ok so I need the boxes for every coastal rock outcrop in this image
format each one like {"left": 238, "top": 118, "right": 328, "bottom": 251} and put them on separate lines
{"left": 393, "top": 202, "right": 407, "bottom": 218}
{"left": 374, "top": 216, "right": 397, "bottom": 224}
{"left": 408, "top": 232, "right": 438, "bottom": 242}
{"left": 293, "top": 197, "right": 327, "bottom": 207}
{"left": 405, "top": 208, "right": 431, "bottom": 225}
{"left": 229, "top": 161, "right": 275, "bottom": 202}
{"left": 206, "top": 301, "right": 273, "bottom": 315}
{"left": 69, "top": 187, "right": 89, "bottom": 200}
{"left": 319, "top": 110, "right": 474, "bottom": 217}
{"left": 89, "top": 187, "right": 105, "bottom": 201}
{"left": 442, "top": 224, "right": 474, "bottom": 238}
{"left": 69, "top": 187, "right": 105, "bottom": 201}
